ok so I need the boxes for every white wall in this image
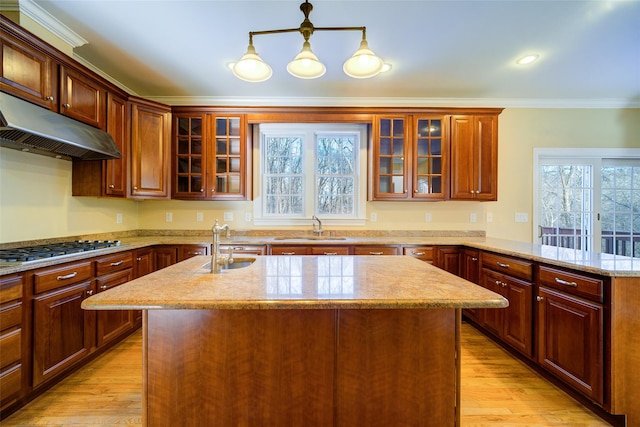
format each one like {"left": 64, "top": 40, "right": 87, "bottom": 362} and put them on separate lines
{"left": 2, "top": 108, "right": 638, "bottom": 244}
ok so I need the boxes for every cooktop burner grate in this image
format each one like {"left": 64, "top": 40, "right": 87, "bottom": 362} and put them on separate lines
{"left": 0, "top": 240, "right": 122, "bottom": 263}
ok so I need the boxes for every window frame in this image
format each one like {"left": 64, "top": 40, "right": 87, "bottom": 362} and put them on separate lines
{"left": 253, "top": 123, "right": 368, "bottom": 226}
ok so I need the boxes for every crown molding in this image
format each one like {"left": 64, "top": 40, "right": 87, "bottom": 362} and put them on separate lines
{"left": 18, "top": 0, "right": 87, "bottom": 48}
{"left": 146, "top": 96, "right": 640, "bottom": 109}
{"left": 0, "top": 0, "right": 19, "bottom": 12}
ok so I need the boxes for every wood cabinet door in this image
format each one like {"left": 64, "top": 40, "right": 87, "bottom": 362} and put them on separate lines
{"left": 32, "top": 281, "right": 95, "bottom": 387}
{"left": 536, "top": 286, "right": 604, "bottom": 404}
{"left": 96, "top": 270, "right": 134, "bottom": 347}
{"left": 461, "top": 249, "right": 482, "bottom": 324}
{"left": 59, "top": 66, "right": 106, "bottom": 130}
{"left": 173, "top": 114, "right": 207, "bottom": 199}
{"left": 129, "top": 98, "right": 171, "bottom": 199}
{"left": 412, "top": 115, "right": 448, "bottom": 200}
{"left": 134, "top": 248, "right": 155, "bottom": 278}
{"left": 0, "top": 34, "right": 58, "bottom": 111}
{"left": 502, "top": 277, "right": 533, "bottom": 357}
{"left": 434, "top": 246, "right": 460, "bottom": 275}
{"left": 450, "top": 115, "right": 498, "bottom": 201}
{"left": 480, "top": 269, "right": 504, "bottom": 338}
{"left": 208, "top": 115, "right": 250, "bottom": 200}
{"left": 104, "top": 93, "right": 127, "bottom": 196}
{"left": 155, "top": 246, "right": 177, "bottom": 269}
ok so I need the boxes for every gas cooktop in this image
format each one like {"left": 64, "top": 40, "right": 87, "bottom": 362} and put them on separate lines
{"left": 0, "top": 240, "right": 122, "bottom": 264}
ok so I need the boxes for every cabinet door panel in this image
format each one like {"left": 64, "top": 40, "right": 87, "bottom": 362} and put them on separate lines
{"left": 33, "top": 281, "right": 95, "bottom": 387}
{"left": 537, "top": 286, "right": 603, "bottom": 404}
{"left": 502, "top": 278, "right": 533, "bottom": 357}
{"left": 96, "top": 269, "right": 134, "bottom": 347}
{"left": 104, "top": 93, "right": 127, "bottom": 196}
{"left": 59, "top": 66, "right": 106, "bottom": 130}
{"left": 0, "top": 36, "right": 57, "bottom": 110}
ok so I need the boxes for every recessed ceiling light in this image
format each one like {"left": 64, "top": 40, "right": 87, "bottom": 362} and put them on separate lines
{"left": 516, "top": 54, "right": 539, "bottom": 65}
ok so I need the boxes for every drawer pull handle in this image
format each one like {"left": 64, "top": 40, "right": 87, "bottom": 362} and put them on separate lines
{"left": 369, "top": 252, "right": 384, "bottom": 255}
{"left": 100, "top": 285, "right": 108, "bottom": 290}
{"left": 324, "top": 252, "right": 338, "bottom": 256}
{"left": 413, "top": 252, "right": 426, "bottom": 256}
{"left": 282, "top": 252, "right": 296, "bottom": 255}
{"left": 187, "top": 251, "right": 201, "bottom": 255}
{"left": 536, "top": 296, "right": 544, "bottom": 302}
{"left": 555, "top": 277, "right": 578, "bottom": 287}
{"left": 471, "top": 257, "right": 478, "bottom": 261}
{"left": 496, "top": 262, "right": 510, "bottom": 268}
{"left": 110, "top": 260, "right": 124, "bottom": 266}
{"left": 57, "top": 272, "right": 78, "bottom": 280}
{"left": 233, "top": 247, "right": 246, "bottom": 250}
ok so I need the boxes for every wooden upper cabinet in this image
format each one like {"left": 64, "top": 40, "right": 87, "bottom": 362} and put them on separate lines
{"left": 0, "top": 31, "right": 58, "bottom": 110}
{"left": 103, "top": 93, "right": 127, "bottom": 196}
{"left": 370, "top": 115, "right": 448, "bottom": 201}
{"left": 129, "top": 97, "right": 171, "bottom": 199}
{"left": 450, "top": 114, "right": 498, "bottom": 200}
{"left": 172, "top": 112, "right": 250, "bottom": 200}
{"left": 59, "top": 66, "right": 106, "bottom": 130}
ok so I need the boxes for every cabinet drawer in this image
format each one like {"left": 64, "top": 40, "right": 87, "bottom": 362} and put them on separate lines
{"left": 96, "top": 269, "right": 133, "bottom": 293}
{"left": 0, "top": 302, "right": 22, "bottom": 331}
{"left": 354, "top": 246, "right": 399, "bottom": 255}
{"left": 403, "top": 246, "right": 434, "bottom": 262}
{"left": 179, "top": 245, "right": 209, "bottom": 261}
{"left": 95, "top": 252, "right": 133, "bottom": 276}
{"left": 538, "top": 265, "right": 604, "bottom": 302}
{"left": 33, "top": 261, "right": 93, "bottom": 294}
{"left": 0, "top": 274, "right": 23, "bottom": 304}
{"left": 482, "top": 252, "right": 532, "bottom": 281}
{"left": 0, "top": 328, "right": 21, "bottom": 369}
{"left": 270, "top": 246, "right": 312, "bottom": 255}
{"left": 0, "top": 364, "right": 22, "bottom": 407}
{"left": 310, "top": 246, "right": 351, "bottom": 255}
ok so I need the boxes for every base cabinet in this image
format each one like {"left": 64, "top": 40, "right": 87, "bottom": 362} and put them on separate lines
{"left": 0, "top": 274, "right": 25, "bottom": 412}
{"left": 32, "top": 281, "right": 95, "bottom": 387}
{"left": 536, "top": 286, "right": 604, "bottom": 405}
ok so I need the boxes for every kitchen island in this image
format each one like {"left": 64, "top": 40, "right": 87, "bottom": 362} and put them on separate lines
{"left": 82, "top": 255, "right": 507, "bottom": 427}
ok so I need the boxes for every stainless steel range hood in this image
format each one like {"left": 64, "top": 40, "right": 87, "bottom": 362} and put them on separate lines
{"left": 0, "top": 92, "right": 121, "bottom": 161}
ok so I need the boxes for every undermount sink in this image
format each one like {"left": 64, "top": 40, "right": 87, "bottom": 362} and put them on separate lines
{"left": 273, "top": 236, "right": 348, "bottom": 241}
{"left": 202, "top": 257, "right": 256, "bottom": 271}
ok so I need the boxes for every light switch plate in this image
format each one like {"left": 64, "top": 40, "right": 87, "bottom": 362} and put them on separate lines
{"left": 223, "top": 212, "right": 234, "bottom": 221}
{"left": 425, "top": 212, "right": 432, "bottom": 222}
{"left": 371, "top": 212, "right": 377, "bottom": 222}
{"left": 470, "top": 213, "right": 477, "bottom": 223}
{"left": 165, "top": 212, "right": 173, "bottom": 222}
{"left": 486, "top": 212, "right": 493, "bottom": 223}
{"left": 116, "top": 213, "right": 123, "bottom": 224}
{"left": 515, "top": 212, "right": 529, "bottom": 223}
{"left": 245, "top": 212, "right": 252, "bottom": 222}
{"left": 196, "top": 212, "right": 203, "bottom": 222}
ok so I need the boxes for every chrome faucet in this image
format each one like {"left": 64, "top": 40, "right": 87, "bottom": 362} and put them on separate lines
{"left": 211, "top": 219, "right": 234, "bottom": 274}
{"left": 312, "top": 215, "right": 323, "bottom": 236}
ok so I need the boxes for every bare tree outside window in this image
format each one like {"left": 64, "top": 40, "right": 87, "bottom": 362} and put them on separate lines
{"left": 316, "top": 135, "right": 356, "bottom": 215}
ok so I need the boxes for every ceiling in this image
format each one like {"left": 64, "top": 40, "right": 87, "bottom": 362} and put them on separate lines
{"left": 19, "top": 0, "right": 640, "bottom": 107}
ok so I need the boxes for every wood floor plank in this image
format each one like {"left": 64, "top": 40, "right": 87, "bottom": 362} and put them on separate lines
{"left": 1, "top": 322, "right": 610, "bottom": 426}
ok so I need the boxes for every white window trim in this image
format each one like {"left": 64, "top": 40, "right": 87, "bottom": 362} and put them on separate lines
{"left": 533, "top": 148, "right": 640, "bottom": 247}
{"left": 253, "top": 123, "right": 368, "bottom": 226}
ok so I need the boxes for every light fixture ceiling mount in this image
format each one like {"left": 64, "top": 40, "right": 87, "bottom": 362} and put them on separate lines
{"left": 231, "top": 0, "right": 387, "bottom": 82}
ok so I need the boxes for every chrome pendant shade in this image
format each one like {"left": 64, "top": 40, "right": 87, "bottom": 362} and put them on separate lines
{"left": 230, "top": 0, "right": 387, "bottom": 82}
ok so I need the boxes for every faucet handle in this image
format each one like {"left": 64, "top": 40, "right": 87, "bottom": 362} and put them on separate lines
{"left": 227, "top": 246, "right": 234, "bottom": 265}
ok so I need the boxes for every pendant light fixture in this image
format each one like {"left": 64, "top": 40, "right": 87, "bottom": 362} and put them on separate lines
{"left": 230, "top": 0, "right": 388, "bottom": 82}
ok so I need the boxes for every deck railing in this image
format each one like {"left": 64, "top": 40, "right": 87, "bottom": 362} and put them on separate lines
{"left": 540, "top": 227, "right": 640, "bottom": 258}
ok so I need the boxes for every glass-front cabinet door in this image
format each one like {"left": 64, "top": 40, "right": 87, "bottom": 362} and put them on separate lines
{"left": 174, "top": 114, "right": 206, "bottom": 199}
{"left": 413, "top": 116, "right": 448, "bottom": 200}
{"left": 207, "top": 115, "right": 250, "bottom": 200}
{"left": 371, "top": 116, "right": 409, "bottom": 200}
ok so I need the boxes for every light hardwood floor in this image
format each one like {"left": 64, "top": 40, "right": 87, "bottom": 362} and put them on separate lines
{"left": 1, "top": 323, "right": 610, "bottom": 426}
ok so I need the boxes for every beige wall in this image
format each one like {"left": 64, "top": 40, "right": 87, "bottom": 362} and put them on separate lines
{"left": 2, "top": 108, "right": 638, "bottom": 244}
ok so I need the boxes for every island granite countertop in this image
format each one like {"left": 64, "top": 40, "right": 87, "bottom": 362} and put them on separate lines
{"left": 81, "top": 255, "right": 509, "bottom": 310}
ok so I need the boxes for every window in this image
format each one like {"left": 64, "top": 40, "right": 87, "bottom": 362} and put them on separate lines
{"left": 534, "top": 149, "right": 640, "bottom": 258}
{"left": 255, "top": 124, "right": 367, "bottom": 225}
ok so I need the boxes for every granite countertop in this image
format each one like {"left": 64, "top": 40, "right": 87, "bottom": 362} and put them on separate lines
{"left": 1, "top": 232, "right": 639, "bottom": 276}
{"left": 81, "top": 255, "right": 509, "bottom": 310}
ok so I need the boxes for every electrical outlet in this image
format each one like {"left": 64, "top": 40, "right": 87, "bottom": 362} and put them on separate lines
{"left": 371, "top": 212, "right": 377, "bottom": 222}
{"left": 245, "top": 212, "right": 252, "bottom": 222}
{"left": 470, "top": 213, "right": 477, "bottom": 223}
{"left": 515, "top": 212, "right": 529, "bottom": 223}
{"left": 196, "top": 212, "right": 203, "bottom": 222}
{"left": 165, "top": 212, "right": 173, "bottom": 222}
{"left": 116, "top": 213, "right": 123, "bottom": 224}
{"left": 424, "top": 212, "right": 432, "bottom": 222}
{"left": 486, "top": 212, "right": 493, "bottom": 223}
{"left": 223, "top": 212, "right": 234, "bottom": 221}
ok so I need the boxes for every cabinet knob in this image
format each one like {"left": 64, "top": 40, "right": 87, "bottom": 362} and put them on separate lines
{"left": 46, "top": 95, "right": 55, "bottom": 101}
{"left": 133, "top": 186, "right": 138, "bottom": 191}
{"left": 536, "top": 296, "right": 544, "bottom": 302}
{"left": 63, "top": 103, "right": 71, "bottom": 108}
{"left": 200, "top": 188, "right": 204, "bottom": 192}
{"left": 86, "top": 290, "right": 94, "bottom": 296}
{"left": 137, "top": 257, "right": 142, "bottom": 261}
{"left": 109, "top": 184, "right": 115, "bottom": 189}
{"left": 471, "top": 257, "right": 478, "bottom": 261}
